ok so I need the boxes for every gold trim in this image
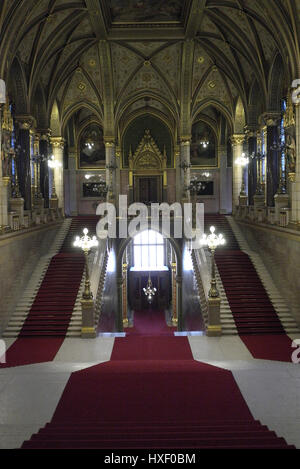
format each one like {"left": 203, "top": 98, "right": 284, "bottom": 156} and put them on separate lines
{"left": 81, "top": 327, "right": 96, "bottom": 333}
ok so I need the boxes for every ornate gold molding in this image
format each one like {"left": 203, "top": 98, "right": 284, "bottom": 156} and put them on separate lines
{"left": 230, "top": 134, "right": 245, "bottom": 146}
{"left": 1, "top": 101, "right": 13, "bottom": 132}
{"left": 15, "top": 115, "right": 36, "bottom": 131}
{"left": 261, "top": 112, "right": 281, "bottom": 127}
{"left": 50, "top": 136, "right": 65, "bottom": 149}
{"left": 130, "top": 129, "right": 165, "bottom": 171}
{"left": 283, "top": 92, "right": 295, "bottom": 128}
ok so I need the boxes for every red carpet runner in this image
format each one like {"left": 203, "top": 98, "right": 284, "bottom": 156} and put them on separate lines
{"left": 21, "top": 310, "right": 294, "bottom": 449}
{"left": 1, "top": 216, "right": 99, "bottom": 367}
{"left": 205, "top": 215, "right": 293, "bottom": 361}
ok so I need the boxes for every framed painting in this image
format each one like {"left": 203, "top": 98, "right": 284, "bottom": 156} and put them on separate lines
{"left": 190, "top": 121, "right": 217, "bottom": 167}
{"left": 79, "top": 124, "right": 106, "bottom": 169}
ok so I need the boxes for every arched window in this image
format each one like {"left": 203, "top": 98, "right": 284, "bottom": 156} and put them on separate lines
{"left": 133, "top": 230, "right": 165, "bottom": 270}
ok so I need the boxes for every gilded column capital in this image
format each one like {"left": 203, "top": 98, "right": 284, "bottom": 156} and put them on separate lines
{"left": 37, "top": 129, "right": 51, "bottom": 141}
{"left": 230, "top": 134, "right": 245, "bottom": 146}
{"left": 180, "top": 136, "right": 191, "bottom": 145}
{"left": 104, "top": 139, "right": 115, "bottom": 148}
{"left": 50, "top": 136, "right": 65, "bottom": 149}
{"left": 15, "top": 115, "right": 36, "bottom": 131}
{"left": 244, "top": 125, "right": 258, "bottom": 139}
{"left": 261, "top": 112, "right": 281, "bottom": 127}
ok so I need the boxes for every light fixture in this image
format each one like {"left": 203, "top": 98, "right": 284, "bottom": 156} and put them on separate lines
{"left": 200, "top": 226, "right": 225, "bottom": 298}
{"left": 143, "top": 274, "right": 157, "bottom": 303}
{"left": 48, "top": 155, "right": 62, "bottom": 199}
{"left": 74, "top": 228, "right": 99, "bottom": 300}
{"left": 200, "top": 139, "right": 209, "bottom": 148}
{"left": 85, "top": 174, "right": 93, "bottom": 180}
{"left": 235, "top": 152, "right": 249, "bottom": 166}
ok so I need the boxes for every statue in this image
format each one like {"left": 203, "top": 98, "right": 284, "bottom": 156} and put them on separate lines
{"left": 1, "top": 130, "right": 14, "bottom": 178}
{"left": 286, "top": 134, "right": 296, "bottom": 173}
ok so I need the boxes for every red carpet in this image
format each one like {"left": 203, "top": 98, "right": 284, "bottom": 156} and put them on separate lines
{"left": 1, "top": 216, "right": 99, "bottom": 368}
{"left": 21, "top": 310, "right": 294, "bottom": 449}
{"left": 205, "top": 215, "right": 294, "bottom": 361}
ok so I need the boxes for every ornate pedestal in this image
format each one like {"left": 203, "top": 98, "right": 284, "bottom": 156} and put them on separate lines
{"left": 206, "top": 297, "right": 222, "bottom": 337}
{"left": 81, "top": 298, "right": 96, "bottom": 338}
{"left": 10, "top": 197, "right": 25, "bottom": 225}
{"left": 274, "top": 193, "right": 289, "bottom": 223}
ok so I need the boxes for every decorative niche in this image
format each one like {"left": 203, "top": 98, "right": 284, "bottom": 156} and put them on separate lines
{"left": 190, "top": 120, "right": 217, "bottom": 167}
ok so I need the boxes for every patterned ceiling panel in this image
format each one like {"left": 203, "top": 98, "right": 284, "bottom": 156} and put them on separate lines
{"left": 111, "top": 43, "right": 144, "bottom": 98}
{"left": 151, "top": 42, "right": 181, "bottom": 98}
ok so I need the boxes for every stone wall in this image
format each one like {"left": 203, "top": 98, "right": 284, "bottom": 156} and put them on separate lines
{"left": 0, "top": 223, "right": 62, "bottom": 333}
{"left": 237, "top": 221, "right": 300, "bottom": 326}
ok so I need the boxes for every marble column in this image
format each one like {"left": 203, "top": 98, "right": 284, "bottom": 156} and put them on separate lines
{"left": 39, "top": 131, "right": 50, "bottom": 208}
{"left": 246, "top": 130, "right": 257, "bottom": 206}
{"left": 264, "top": 113, "right": 280, "bottom": 207}
{"left": 231, "top": 134, "right": 245, "bottom": 210}
{"left": 105, "top": 140, "right": 117, "bottom": 205}
{"left": 292, "top": 103, "right": 300, "bottom": 222}
{"left": 218, "top": 144, "right": 228, "bottom": 214}
{"left": 16, "top": 116, "right": 36, "bottom": 210}
{"left": 67, "top": 147, "right": 78, "bottom": 216}
{"left": 0, "top": 105, "right": 8, "bottom": 227}
{"left": 50, "top": 137, "right": 64, "bottom": 213}
{"left": 179, "top": 139, "right": 191, "bottom": 201}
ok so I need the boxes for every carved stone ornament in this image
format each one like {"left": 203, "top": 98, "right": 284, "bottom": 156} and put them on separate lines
{"left": 230, "top": 134, "right": 245, "bottom": 146}
{"left": 1, "top": 100, "right": 13, "bottom": 132}
{"left": 50, "top": 137, "right": 64, "bottom": 149}
{"left": 283, "top": 92, "right": 295, "bottom": 128}
{"left": 16, "top": 115, "right": 36, "bottom": 130}
{"left": 131, "top": 129, "right": 165, "bottom": 171}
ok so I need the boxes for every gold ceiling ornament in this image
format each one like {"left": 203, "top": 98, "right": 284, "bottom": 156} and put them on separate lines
{"left": 208, "top": 80, "right": 216, "bottom": 89}
{"left": 283, "top": 92, "right": 295, "bottom": 128}
{"left": 130, "top": 129, "right": 165, "bottom": 171}
{"left": 78, "top": 82, "right": 86, "bottom": 91}
{"left": 1, "top": 100, "right": 13, "bottom": 132}
{"left": 89, "top": 59, "right": 96, "bottom": 67}
{"left": 197, "top": 56, "right": 205, "bottom": 64}
{"left": 144, "top": 60, "right": 151, "bottom": 67}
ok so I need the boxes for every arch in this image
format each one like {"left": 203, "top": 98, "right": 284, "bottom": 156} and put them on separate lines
{"left": 32, "top": 83, "right": 48, "bottom": 129}
{"left": 234, "top": 96, "right": 246, "bottom": 134}
{"left": 192, "top": 98, "right": 234, "bottom": 135}
{"left": 61, "top": 101, "right": 103, "bottom": 136}
{"left": 8, "top": 57, "right": 28, "bottom": 114}
{"left": 268, "top": 53, "right": 285, "bottom": 112}
{"left": 116, "top": 228, "right": 182, "bottom": 279}
{"left": 50, "top": 100, "right": 61, "bottom": 136}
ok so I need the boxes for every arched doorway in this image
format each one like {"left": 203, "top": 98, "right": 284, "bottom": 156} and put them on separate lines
{"left": 117, "top": 228, "right": 183, "bottom": 333}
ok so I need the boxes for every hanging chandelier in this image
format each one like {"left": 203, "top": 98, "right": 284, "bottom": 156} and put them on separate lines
{"left": 143, "top": 274, "right": 157, "bottom": 303}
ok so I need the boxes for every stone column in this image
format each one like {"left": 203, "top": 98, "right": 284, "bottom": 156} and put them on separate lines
{"left": 16, "top": 116, "right": 36, "bottom": 210}
{"left": 50, "top": 137, "right": 64, "bottom": 213}
{"left": 171, "top": 261, "right": 177, "bottom": 326}
{"left": 179, "top": 138, "right": 191, "bottom": 202}
{"left": 105, "top": 140, "right": 117, "bottom": 204}
{"left": 292, "top": 102, "right": 300, "bottom": 222}
{"left": 263, "top": 113, "right": 280, "bottom": 207}
{"left": 218, "top": 144, "right": 228, "bottom": 214}
{"left": 0, "top": 105, "right": 8, "bottom": 227}
{"left": 67, "top": 146, "right": 78, "bottom": 216}
{"left": 246, "top": 129, "right": 257, "bottom": 206}
{"left": 39, "top": 131, "right": 50, "bottom": 208}
{"left": 231, "top": 134, "right": 245, "bottom": 210}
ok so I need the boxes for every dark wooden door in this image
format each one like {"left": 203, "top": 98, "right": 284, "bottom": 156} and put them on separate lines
{"left": 135, "top": 176, "right": 161, "bottom": 203}
{"left": 128, "top": 270, "right": 170, "bottom": 311}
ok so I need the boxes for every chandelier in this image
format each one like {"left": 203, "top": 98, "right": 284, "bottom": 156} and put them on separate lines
{"left": 143, "top": 274, "right": 157, "bottom": 303}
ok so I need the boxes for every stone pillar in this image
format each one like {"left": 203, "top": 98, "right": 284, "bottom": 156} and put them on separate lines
{"left": 117, "top": 276, "right": 124, "bottom": 332}
{"left": 171, "top": 261, "right": 177, "bottom": 326}
{"left": 105, "top": 140, "right": 117, "bottom": 204}
{"left": 246, "top": 129, "right": 257, "bottom": 206}
{"left": 39, "top": 131, "right": 50, "bottom": 208}
{"left": 176, "top": 275, "right": 183, "bottom": 331}
{"left": 264, "top": 113, "right": 280, "bottom": 207}
{"left": 16, "top": 116, "right": 36, "bottom": 210}
{"left": 179, "top": 138, "right": 191, "bottom": 201}
{"left": 122, "top": 262, "right": 128, "bottom": 327}
{"left": 50, "top": 137, "right": 64, "bottom": 213}
{"left": 0, "top": 105, "right": 8, "bottom": 227}
{"left": 218, "top": 144, "right": 228, "bottom": 214}
{"left": 292, "top": 103, "right": 300, "bottom": 223}
{"left": 67, "top": 146, "right": 78, "bottom": 216}
{"left": 231, "top": 134, "right": 245, "bottom": 210}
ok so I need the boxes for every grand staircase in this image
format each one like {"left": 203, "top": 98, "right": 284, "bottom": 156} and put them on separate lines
{"left": 3, "top": 216, "right": 99, "bottom": 338}
{"left": 204, "top": 215, "right": 298, "bottom": 335}
{"left": 21, "top": 420, "right": 294, "bottom": 449}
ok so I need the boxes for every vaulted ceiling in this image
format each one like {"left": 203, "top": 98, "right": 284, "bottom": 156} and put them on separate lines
{"left": 0, "top": 0, "right": 299, "bottom": 138}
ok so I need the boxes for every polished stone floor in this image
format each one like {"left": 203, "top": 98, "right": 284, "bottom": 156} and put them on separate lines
{"left": 0, "top": 334, "right": 299, "bottom": 449}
